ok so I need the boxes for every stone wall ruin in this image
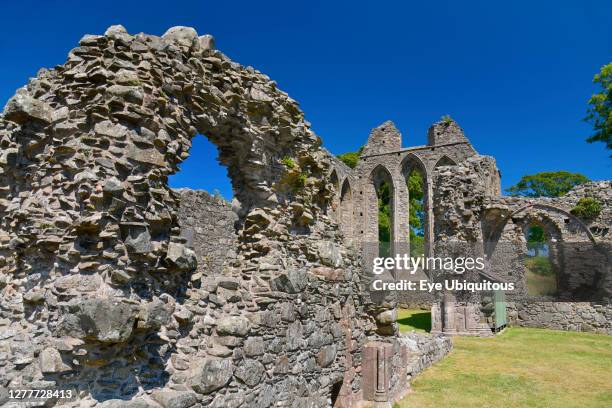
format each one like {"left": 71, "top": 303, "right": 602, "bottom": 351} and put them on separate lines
{"left": 0, "top": 25, "right": 433, "bottom": 407}
{"left": 327, "top": 117, "right": 610, "bottom": 336}
{"left": 0, "top": 21, "right": 609, "bottom": 408}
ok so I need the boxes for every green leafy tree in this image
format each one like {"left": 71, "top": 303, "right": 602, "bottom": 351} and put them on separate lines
{"left": 337, "top": 146, "right": 364, "bottom": 169}
{"left": 407, "top": 172, "right": 425, "bottom": 256}
{"left": 571, "top": 197, "right": 602, "bottom": 220}
{"left": 376, "top": 181, "right": 392, "bottom": 257}
{"left": 585, "top": 63, "right": 612, "bottom": 154}
{"left": 375, "top": 173, "right": 426, "bottom": 257}
{"left": 506, "top": 171, "right": 589, "bottom": 197}
{"left": 527, "top": 225, "right": 546, "bottom": 256}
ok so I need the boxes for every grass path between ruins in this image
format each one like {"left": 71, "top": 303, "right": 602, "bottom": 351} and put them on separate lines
{"left": 396, "top": 310, "right": 612, "bottom": 408}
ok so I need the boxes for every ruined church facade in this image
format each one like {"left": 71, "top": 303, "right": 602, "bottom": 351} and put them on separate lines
{"left": 0, "top": 24, "right": 609, "bottom": 408}
{"left": 328, "top": 118, "right": 611, "bottom": 337}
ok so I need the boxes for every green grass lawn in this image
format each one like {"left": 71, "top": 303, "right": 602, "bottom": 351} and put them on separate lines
{"left": 397, "top": 309, "right": 431, "bottom": 333}
{"left": 396, "top": 310, "right": 612, "bottom": 408}
{"left": 526, "top": 269, "right": 557, "bottom": 296}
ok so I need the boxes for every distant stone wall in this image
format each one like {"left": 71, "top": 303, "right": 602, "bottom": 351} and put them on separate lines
{"left": 508, "top": 302, "right": 612, "bottom": 335}
{"left": 430, "top": 156, "right": 611, "bottom": 335}
{"left": 175, "top": 189, "right": 238, "bottom": 277}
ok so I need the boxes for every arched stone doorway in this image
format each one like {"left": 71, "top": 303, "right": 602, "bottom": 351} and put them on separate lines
{"left": 367, "top": 164, "right": 396, "bottom": 259}
{"left": 521, "top": 215, "right": 563, "bottom": 297}
{"left": 401, "top": 154, "right": 431, "bottom": 258}
{"left": 339, "top": 178, "right": 354, "bottom": 239}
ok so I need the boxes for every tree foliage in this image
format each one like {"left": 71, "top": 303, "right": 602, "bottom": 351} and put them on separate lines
{"left": 375, "top": 172, "right": 426, "bottom": 256}
{"left": 407, "top": 171, "right": 425, "bottom": 256}
{"left": 570, "top": 197, "right": 602, "bottom": 220}
{"left": 527, "top": 225, "right": 546, "bottom": 244}
{"left": 506, "top": 171, "right": 589, "bottom": 197}
{"left": 526, "top": 225, "right": 547, "bottom": 257}
{"left": 337, "top": 146, "right": 364, "bottom": 169}
{"left": 585, "top": 62, "right": 612, "bottom": 154}
{"left": 376, "top": 180, "right": 392, "bottom": 257}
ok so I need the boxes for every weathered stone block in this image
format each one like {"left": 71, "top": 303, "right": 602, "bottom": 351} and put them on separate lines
{"left": 123, "top": 223, "right": 153, "bottom": 254}
{"left": 234, "top": 359, "right": 265, "bottom": 387}
{"left": 271, "top": 270, "right": 307, "bottom": 293}
{"left": 166, "top": 242, "right": 197, "bottom": 272}
{"left": 216, "top": 316, "right": 251, "bottom": 337}
{"left": 137, "top": 299, "right": 173, "bottom": 330}
{"left": 39, "top": 347, "right": 71, "bottom": 374}
{"left": 162, "top": 26, "right": 198, "bottom": 51}
{"left": 188, "top": 358, "right": 234, "bottom": 394}
{"left": 317, "top": 241, "right": 343, "bottom": 267}
{"left": 316, "top": 345, "right": 337, "bottom": 368}
{"left": 58, "top": 298, "right": 137, "bottom": 343}
{"left": 243, "top": 337, "right": 265, "bottom": 357}
{"left": 3, "top": 89, "right": 53, "bottom": 124}
{"left": 151, "top": 390, "right": 198, "bottom": 408}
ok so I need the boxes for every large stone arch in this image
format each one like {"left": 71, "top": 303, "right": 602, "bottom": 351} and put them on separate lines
{"left": 434, "top": 155, "right": 457, "bottom": 168}
{"left": 400, "top": 153, "right": 432, "bottom": 257}
{"left": 0, "top": 25, "right": 378, "bottom": 406}
{"left": 365, "top": 164, "right": 396, "bottom": 252}
{"left": 483, "top": 204, "right": 604, "bottom": 300}
{"left": 519, "top": 212, "right": 564, "bottom": 297}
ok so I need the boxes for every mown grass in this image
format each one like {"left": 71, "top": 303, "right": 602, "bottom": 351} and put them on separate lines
{"left": 526, "top": 269, "right": 557, "bottom": 296}
{"left": 395, "top": 311, "right": 612, "bottom": 408}
{"left": 397, "top": 309, "right": 431, "bottom": 333}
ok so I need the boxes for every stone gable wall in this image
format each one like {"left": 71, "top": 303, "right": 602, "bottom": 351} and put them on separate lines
{"left": 0, "top": 24, "right": 409, "bottom": 407}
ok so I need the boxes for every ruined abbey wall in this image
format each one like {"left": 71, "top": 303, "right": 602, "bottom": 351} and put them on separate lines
{"left": 0, "top": 25, "right": 435, "bottom": 408}
{"left": 328, "top": 117, "right": 610, "bottom": 336}
{"left": 327, "top": 119, "right": 500, "bottom": 311}
{"left": 431, "top": 155, "right": 611, "bottom": 334}
{"left": 0, "top": 21, "right": 607, "bottom": 408}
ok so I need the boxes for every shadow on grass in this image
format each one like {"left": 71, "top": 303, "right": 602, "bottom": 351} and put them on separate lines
{"left": 398, "top": 311, "right": 431, "bottom": 332}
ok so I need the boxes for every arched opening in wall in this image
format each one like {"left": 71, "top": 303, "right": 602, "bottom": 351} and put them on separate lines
{"left": 167, "top": 134, "right": 240, "bottom": 281}
{"left": 371, "top": 166, "right": 394, "bottom": 258}
{"left": 168, "top": 135, "right": 233, "bottom": 200}
{"left": 402, "top": 155, "right": 429, "bottom": 257}
{"left": 339, "top": 179, "right": 353, "bottom": 238}
{"left": 435, "top": 155, "right": 457, "bottom": 168}
{"left": 523, "top": 221, "right": 559, "bottom": 297}
{"left": 329, "top": 170, "right": 339, "bottom": 219}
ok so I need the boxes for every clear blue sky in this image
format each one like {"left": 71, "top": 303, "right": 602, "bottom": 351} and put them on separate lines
{"left": 2, "top": 0, "right": 610, "bottom": 199}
